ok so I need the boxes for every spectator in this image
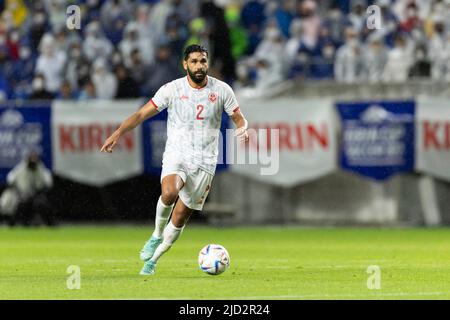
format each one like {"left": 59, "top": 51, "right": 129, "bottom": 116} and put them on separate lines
{"left": 348, "top": 1, "right": 366, "bottom": 34}
{"left": 91, "top": 58, "right": 117, "bottom": 99}
{"left": 134, "top": 3, "right": 164, "bottom": 55}
{"left": 119, "top": 22, "right": 155, "bottom": 68}
{"left": 28, "top": 9, "right": 48, "bottom": 53}
{"left": 82, "top": 21, "right": 114, "bottom": 63}
{"left": 250, "top": 20, "right": 285, "bottom": 89}
{"left": 78, "top": 79, "right": 97, "bottom": 100}
{"left": 323, "top": 6, "right": 349, "bottom": 45}
{"left": 100, "top": 0, "right": 132, "bottom": 32}
{"left": 200, "top": 0, "right": 236, "bottom": 82}
{"left": 115, "top": 64, "right": 140, "bottom": 98}
{"left": 240, "top": 0, "right": 266, "bottom": 31}
{"left": 172, "top": 0, "right": 199, "bottom": 25}
{"left": 56, "top": 80, "right": 77, "bottom": 100}
{"left": 315, "top": 28, "right": 337, "bottom": 78}
{"left": 46, "top": 0, "right": 67, "bottom": 31}
{"left": 163, "top": 18, "right": 188, "bottom": 61}
{"left": 135, "top": 3, "right": 154, "bottom": 41}
{"left": 142, "top": 44, "right": 181, "bottom": 97}
{"left": 1, "top": 0, "right": 449, "bottom": 98}
{"left": 428, "top": 21, "right": 450, "bottom": 81}
{"left": 10, "top": 46, "right": 35, "bottom": 99}
{"left": 149, "top": 0, "right": 174, "bottom": 40}
{"left": 399, "top": 2, "right": 422, "bottom": 33}
{"left": 275, "top": 0, "right": 296, "bottom": 38}
{"left": 29, "top": 73, "right": 54, "bottom": 100}
{"left": 82, "top": 0, "right": 103, "bottom": 25}
{"left": 408, "top": 43, "right": 431, "bottom": 78}
{"left": 334, "top": 27, "right": 363, "bottom": 83}
{"left": 362, "top": 34, "right": 388, "bottom": 82}
{"left": 65, "top": 41, "right": 91, "bottom": 92}
{"left": 254, "top": 19, "right": 285, "bottom": 71}
{"left": 35, "top": 34, "right": 67, "bottom": 94}
{"left": 382, "top": 34, "right": 413, "bottom": 82}
{"left": 225, "top": 5, "right": 249, "bottom": 61}
{"left": 1, "top": 151, "right": 55, "bottom": 227}
{"left": 184, "top": 18, "right": 210, "bottom": 54}
{"left": 362, "top": 0, "right": 398, "bottom": 47}
{"left": 6, "top": 28, "right": 20, "bottom": 60}
{"left": 297, "top": 0, "right": 322, "bottom": 51}
{"left": 285, "top": 18, "right": 302, "bottom": 65}
{"left": 293, "top": 26, "right": 331, "bottom": 78}
{"left": 3, "top": 0, "right": 28, "bottom": 28}
{"left": 128, "top": 48, "right": 151, "bottom": 89}
{"left": 104, "top": 15, "right": 127, "bottom": 46}
{"left": 53, "top": 28, "right": 72, "bottom": 54}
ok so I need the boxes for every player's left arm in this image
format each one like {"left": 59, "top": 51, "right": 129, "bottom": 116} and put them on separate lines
{"left": 223, "top": 83, "right": 249, "bottom": 143}
{"left": 230, "top": 110, "right": 249, "bottom": 142}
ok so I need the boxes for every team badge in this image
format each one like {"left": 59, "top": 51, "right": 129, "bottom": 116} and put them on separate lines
{"left": 208, "top": 93, "right": 217, "bottom": 103}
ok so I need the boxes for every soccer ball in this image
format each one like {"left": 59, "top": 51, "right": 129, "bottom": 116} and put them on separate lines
{"left": 198, "top": 244, "right": 230, "bottom": 275}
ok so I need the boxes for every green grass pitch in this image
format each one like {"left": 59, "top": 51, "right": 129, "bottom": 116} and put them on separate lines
{"left": 1, "top": 225, "right": 450, "bottom": 299}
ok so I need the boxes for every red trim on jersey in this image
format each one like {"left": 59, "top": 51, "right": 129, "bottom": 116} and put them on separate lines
{"left": 232, "top": 106, "right": 240, "bottom": 113}
{"left": 149, "top": 99, "right": 159, "bottom": 110}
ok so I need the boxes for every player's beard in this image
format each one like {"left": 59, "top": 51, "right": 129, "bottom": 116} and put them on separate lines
{"left": 187, "top": 67, "right": 207, "bottom": 84}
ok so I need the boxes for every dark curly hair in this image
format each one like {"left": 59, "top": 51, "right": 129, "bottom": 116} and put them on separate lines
{"left": 183, "top": 44, "right": 209, "bottom": 61}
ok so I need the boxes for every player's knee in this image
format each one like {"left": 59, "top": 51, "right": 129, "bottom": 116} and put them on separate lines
{"left": 161, "top": 188, "right": 179, "bottom": 205}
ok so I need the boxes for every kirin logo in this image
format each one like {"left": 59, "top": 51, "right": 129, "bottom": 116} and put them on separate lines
{"left": 0, "top": 109, "right": 24, "bottom": 128}
{"left": 361, "top": 105, "right": 389, "bottom": 124}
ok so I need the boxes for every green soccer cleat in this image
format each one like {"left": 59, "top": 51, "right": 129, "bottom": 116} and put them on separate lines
{"left": 139, "top": 236, "right": 163, "bottom": 261}
{"left": 139, "top": 260, "right": 156, "bottom": 276}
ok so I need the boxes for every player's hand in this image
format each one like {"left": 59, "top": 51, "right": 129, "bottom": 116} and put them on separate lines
{"left": 235, "top": 127, "right": 249, "bottom": 143}
{"left": 101, "top": 130, "right": 121, "bottom": 153}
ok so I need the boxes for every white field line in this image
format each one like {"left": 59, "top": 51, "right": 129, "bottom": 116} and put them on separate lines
{"left": 125, "top": 291, "right": 450, "bottom": 300}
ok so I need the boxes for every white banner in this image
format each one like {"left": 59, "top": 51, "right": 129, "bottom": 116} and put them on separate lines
{"left": 416, "top": 96, "right": 450, "bottom": 182}
{"left": 52, "top": 100, "right": 143, "bottom": 186}
{"left": 230, "top": 97, "right": 337, "bottom": 187}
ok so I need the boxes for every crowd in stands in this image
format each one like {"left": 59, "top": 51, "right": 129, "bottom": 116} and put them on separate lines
{"left": 0, "top": 0, "right": 449, "bottom": 101}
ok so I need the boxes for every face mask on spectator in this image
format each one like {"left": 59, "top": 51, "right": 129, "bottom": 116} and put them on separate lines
{"left": 348, "top": 38, "right": 358, "bottom": 47}
{"left": 71, "top": 48, "right": 81, "bottom": 59}
{"left": 214, "top": 0, "right": 229, "bottom": 8}
{"left": 32, "top": 78, "right": 44, "bottom": 91}
{"left": 411, "top": 28, "right": 423, "bottom": 41}
{"left": 20, "top": 47, "right": 31, "bottom": 60}
{"left": 323, "top": 45, "right": 335, "bottom": 58}
{"left": 88, "top": 0, "right": 99, "bottom": 6}
{"left": 112, "top": 53, "right": 122, "bottom": 65}
{"left": 407, "top": 8, "right": 417, "bottom": 18}
{"left": 416, "top": 50, "right": 425, "bottom": 60}
{"left": 265, "top": 28, "right": 279, "bottom": 40}
{"left": 34, "top": 13, "right": 46, "bottom": 25}
{"left": 329, "top": 9, "right": 342, "bottom": 20}
{"left": 10, "top": 32, "right": 19, "bottom": 43}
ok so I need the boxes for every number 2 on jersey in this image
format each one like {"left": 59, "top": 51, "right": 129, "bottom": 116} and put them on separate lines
{"left": 196, "top": 105, "right": 205, "bottom": 120}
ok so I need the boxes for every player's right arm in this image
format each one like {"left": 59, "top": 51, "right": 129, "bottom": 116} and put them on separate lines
{"left": 100, "top": 100, "right": 159, "bottom": 153}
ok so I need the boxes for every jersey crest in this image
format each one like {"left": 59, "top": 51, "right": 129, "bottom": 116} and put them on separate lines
{"left": 208, "top": 93, "right": 217, "bottom": 103}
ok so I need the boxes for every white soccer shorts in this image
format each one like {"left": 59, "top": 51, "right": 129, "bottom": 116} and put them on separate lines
{"left": 161, "top": 161, "right": 213, "bottom": 211}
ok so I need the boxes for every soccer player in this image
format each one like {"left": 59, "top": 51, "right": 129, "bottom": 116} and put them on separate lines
{"left": 101, "top": 44, "right": 249, "bottom": 275}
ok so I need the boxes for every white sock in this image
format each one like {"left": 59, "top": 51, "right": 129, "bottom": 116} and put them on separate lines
{"left": 151, "top": 197, "right": 174, "bottom": 239}
{"left": 150, "top": 221, "right": 184, "bottom": 263}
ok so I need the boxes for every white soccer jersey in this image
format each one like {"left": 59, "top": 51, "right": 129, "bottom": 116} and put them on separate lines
{"left": 150, "top": 76, "right": 240, "bottom": 175}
